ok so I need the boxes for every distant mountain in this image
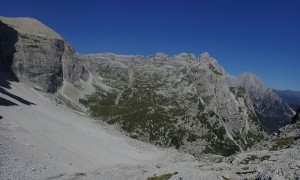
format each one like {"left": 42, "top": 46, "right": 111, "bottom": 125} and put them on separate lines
{"left": 273, "top": 89, "right": 300, "bottom": 105}
{"left": 228, "top": 73, "right": 295, "bottom": 134}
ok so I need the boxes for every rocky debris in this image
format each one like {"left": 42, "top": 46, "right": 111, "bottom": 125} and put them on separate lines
{"left": 228, "top": 72, "right": 295, "bottom": 133}
{"left": 0, "top": 135, "right": 65, "bottom": 180}
{"left": 231, "top": 120, "right": 300, "bottom": 179}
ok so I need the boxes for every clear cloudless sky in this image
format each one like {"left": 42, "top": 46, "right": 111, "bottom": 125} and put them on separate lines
{"left": 1, "top": 0, "right": 300, "bottom": 90}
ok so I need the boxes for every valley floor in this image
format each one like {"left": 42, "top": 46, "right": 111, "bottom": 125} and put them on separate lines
{"left": 1, "top": 80, "right": 300, "bottom": 179}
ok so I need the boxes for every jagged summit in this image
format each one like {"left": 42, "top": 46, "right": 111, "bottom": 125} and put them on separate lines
{"left": 239, "top": 72, "right": 265, "bottom": 90}
{"left": 155, "top": 52, "right": 167, "bottom": 57}
{"left": 227, "top": 72, "right": 295, "bottom": 133}
{"left": 200, "top": 51, "right": 210, "bottom": 60}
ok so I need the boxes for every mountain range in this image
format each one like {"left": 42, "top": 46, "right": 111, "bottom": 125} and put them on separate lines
{"left": 1, "top": 16, "right": 299, "bottom": 179}
{"left": 273, "top": 89, "right": 300, "bottom": 111}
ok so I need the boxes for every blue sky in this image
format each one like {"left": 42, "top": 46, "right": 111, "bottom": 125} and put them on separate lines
{"left": 1, "top": 0, "right": 300, "bottom": 90}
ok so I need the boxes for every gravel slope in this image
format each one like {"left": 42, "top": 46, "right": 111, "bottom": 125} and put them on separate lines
{"left": 0, "top": 81, "right": 181, "bottom": 179}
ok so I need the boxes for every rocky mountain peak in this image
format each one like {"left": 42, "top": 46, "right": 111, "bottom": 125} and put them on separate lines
{"left": 155, "top": 52, "right": 167, "bottom": 58}
{"left": 200, "top": 51, "right": 210, "bottom": 60}
{"left": 199, "top": 52, "right": 225, "bottom": 75}
{"left": 228, "top": 72, "right": 295, "bottom": 133}
{"left": 239, "top": 72, "right": 265, "bottom": 91}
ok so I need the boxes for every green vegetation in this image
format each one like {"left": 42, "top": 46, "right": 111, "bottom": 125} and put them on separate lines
{"left": 80, "top": 86, "right": 195, "bottom": 148}
{"left": 269, "top": 137, "right": 294, "bottom": 151}
{"left": 287, "top": 120, "right": 300, "bottom": 131}
{"left": 244, "top": 132, "right": 264, "bottom": 146}
{"left": 248, "top": 111, "right": 260, "bottom": 124}
{"left": 147, "top": 172, "right": 178, "bottom": 180}
{"left": 197, "top": 112, "right": 246, "bottom": 156}
{"left": 240, "top": 155, "right": 270, "bottom": 164}
{"left": 81, "top": 84, "right": 261, "bottom": 157}
{"left": 240, "top": 155, "right": 258, "bottom": 164}
{"left": 79, "top": 66, "right": 261, "bottom": 157}
{"left": 203, "top": 137, "right": 240, "bottom": 157}
{"left": 208, "top": 63, "right": 223, "bottom": 76}
{"left": 232, "top": 131, "right": 264, "bottom": 150}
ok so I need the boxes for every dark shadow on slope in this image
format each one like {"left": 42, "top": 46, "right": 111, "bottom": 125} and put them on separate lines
{"left": 0, "top": 96, "right": 18, "bottom": 106}
{"left": 0, "top": 87, "right": 35, "bottom": 106}
{"left": 0, "top": 20, "right": 19, "bottom": 84}
{"left": 0, "top": 20, "right": 35, "bottom": 106}
{"left": 0, "top": 116, "right": 3, "bottom": 119}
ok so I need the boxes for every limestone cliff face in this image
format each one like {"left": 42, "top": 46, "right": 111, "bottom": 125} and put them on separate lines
{"left": 0, "top": 16, "right": 87, "bottom": 92}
